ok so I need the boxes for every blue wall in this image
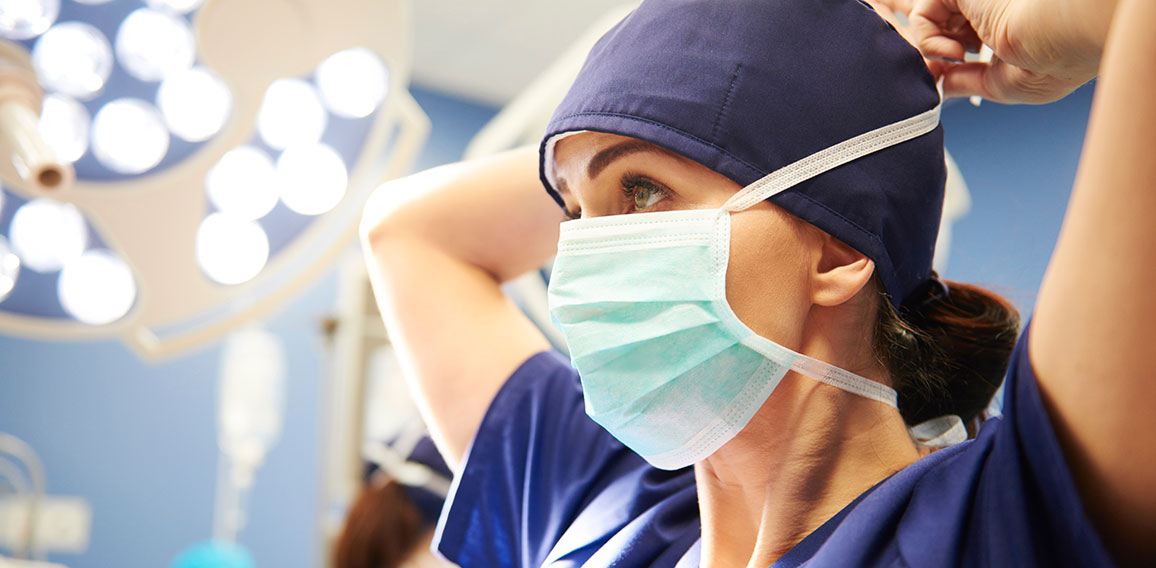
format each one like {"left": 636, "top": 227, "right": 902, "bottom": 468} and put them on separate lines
{"left": 0, "top": 80, "right": 1094, "bottom": 567}
{"left": 941, "top": 84, "right": 1094, "bottom": 311}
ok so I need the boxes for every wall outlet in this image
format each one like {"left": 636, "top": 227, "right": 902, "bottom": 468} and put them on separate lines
{"left": 0, "top": 495, "right": 91, "bottom": 555}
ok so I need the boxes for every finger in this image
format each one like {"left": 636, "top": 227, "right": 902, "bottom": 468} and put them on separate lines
{"left": 892, "top": 0, "right": 914, "bottom": 14}
{"left": 938, "top": 62, "right": 996, "bottom": 100}
{"left": 908, "top": 0, "right": 967, "bottom": 60}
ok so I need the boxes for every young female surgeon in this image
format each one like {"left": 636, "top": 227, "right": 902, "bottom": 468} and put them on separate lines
{"left": 361, "top": 0, "right": 1155, "bottom": 565}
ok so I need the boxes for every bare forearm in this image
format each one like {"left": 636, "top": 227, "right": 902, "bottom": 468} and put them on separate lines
{"left": 360, "top": 145, "right": 563, "bottom": 283}
{"left": 359, "top": 145, "right": 561, "bottom": 468}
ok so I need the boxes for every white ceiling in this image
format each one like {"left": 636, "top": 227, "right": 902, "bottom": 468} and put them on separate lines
{"left": 410, "top": 0, "right": 636, "bottom": 106}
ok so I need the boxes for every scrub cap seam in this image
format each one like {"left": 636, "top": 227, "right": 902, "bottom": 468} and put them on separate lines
{"left": 710, "top": 63, "right": 743, "bottom": 143}
{"left": 550, "top": 111, "right": 767, "bottom": 180}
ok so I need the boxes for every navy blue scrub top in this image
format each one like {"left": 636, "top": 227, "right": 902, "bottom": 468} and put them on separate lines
{"left": 433, "top": 325, "right": 1116, "bottom": 566}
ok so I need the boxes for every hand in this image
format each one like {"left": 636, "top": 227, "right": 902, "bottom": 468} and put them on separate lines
{"left": 875, "top": 0, "right": 1115, "bottom": 104}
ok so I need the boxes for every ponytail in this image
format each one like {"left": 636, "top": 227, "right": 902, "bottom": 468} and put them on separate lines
{"left": 873, "top": 275, "right": 1022, "bottom": 426}
{"left": 333, "top": 476, "right": 425, "bottom": 568}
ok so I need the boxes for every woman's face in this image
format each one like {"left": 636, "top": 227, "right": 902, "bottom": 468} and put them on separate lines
{"left": 551, "top": 131, "right": 824, "bottom": 351}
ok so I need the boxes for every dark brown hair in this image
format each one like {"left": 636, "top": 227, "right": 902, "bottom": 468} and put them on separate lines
{"left": 333, "top": 477, "right": 426, "bottom": 568}
{"left": 873, "top": 275, "right": 1022, "bottom": 426}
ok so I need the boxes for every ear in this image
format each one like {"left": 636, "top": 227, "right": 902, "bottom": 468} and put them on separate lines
{"left": 811, "top": 234, "right": 875, "bottom": 307}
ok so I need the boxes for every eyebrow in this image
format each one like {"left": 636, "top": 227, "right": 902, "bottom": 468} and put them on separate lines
{"left": 586, "top": 140, "right": 688, "bottom": 180}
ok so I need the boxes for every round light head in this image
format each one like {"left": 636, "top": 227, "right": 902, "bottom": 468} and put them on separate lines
{"left": 157, "top": 66, "right": 232, "bottom": 142}
{"left": 0, "top": 235, "right": 21, "bottom": 302}
{"left": 9, "top": 198, "right": 88, "bottom": 273}
{"left": 196, "top": 213, "right": 270, "bottom": 285}
{"left": 205, "top": 146, "right": 278, "bottom": 221}
{"left": 256, "top": 79, "right": 326, "bottom": 150}
{"left": 0, "top": 0, "right": 59, "bottom": 40}
{"left": 91, "top": 98, "right": 170, "bottom": 174}
{"left": 275, "top": 143, "right": 347, "bottom": 216}
{"left": 38, "top": 93, "right": 90, "bottom": 163}
{"left": 59, "top": 249, "right": 137, "bottom": 325}
{"left": 115, "top": 8, "right": 196, "bottom": 82}
{"left": 315, "top": 48, "right": 389, "bottom": 118}
{"left": 31, "top": 22, "right": 113, "bottom": 99}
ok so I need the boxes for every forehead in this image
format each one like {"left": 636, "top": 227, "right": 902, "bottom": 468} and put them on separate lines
{"left": 551, "top": 132, "right": 692, "bottom": 189}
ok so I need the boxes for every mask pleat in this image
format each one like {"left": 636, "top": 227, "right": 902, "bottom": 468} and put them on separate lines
{"left": 577, "top": 319, "right": 737, "bottom": 415}
{"left": 591, "top": 343, "right": 771, "bottom": 457}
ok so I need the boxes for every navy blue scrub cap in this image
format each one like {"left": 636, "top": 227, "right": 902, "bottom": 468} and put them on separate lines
{"left": 539, "top": 0, "right": 946, "bottom": 308}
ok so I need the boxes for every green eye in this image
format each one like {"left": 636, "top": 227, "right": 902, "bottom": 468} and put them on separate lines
{"left": 632, "top": 186, "right": 651, "bottom": 210}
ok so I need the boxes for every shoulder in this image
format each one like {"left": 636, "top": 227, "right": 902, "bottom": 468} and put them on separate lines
{"left": 437, "top": 349, "right": 699, "bottom": 566}
{"left": 809, "top": 326, "right": 1115, "bottom": 567}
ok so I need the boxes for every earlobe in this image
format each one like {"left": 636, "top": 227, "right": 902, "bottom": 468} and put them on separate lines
{"left": 812, "top": 235, "right": 875, "bottom": 307}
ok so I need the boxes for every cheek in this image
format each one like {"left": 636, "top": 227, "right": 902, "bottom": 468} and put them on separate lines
{"left": 723, "top": 209, "right": 813, "bottom": 349}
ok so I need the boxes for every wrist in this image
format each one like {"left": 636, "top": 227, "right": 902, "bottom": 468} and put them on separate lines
{"left": 1055, "top": 0, "right": 1118, "bottom": 71}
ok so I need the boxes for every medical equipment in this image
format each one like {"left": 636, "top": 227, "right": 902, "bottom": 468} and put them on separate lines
{"left": 0, "top": 433, "right": 91, "bottom": 563}
{"left": 171, "top": 324, "right": 285, "bottom": 568}
{"left": 0, "top": 0, "right": 427, "bottom": 360}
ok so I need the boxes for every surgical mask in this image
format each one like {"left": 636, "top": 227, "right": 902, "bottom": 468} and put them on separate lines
{"left": 546, "top": 102, "right": 946, "bottom": 470}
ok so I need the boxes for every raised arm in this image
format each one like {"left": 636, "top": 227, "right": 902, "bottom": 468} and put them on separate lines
{"left": 909, "top": 0, "right": 1155, "bottom": 562}
{"left": 359, "top": 146, "right": 563, "bottom": 470}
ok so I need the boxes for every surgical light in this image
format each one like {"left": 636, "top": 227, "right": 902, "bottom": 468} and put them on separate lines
{"left": 157, "top": 66, "right": 232, "bottom": 142}
{"left": 30, "top": 22, "right": 112, "bottom": 99}
{"left": 195, "top": 213, "right": 270, "bottom": 286}
{"left": 0, "top": 235, "right": 20, "bottom": 302}
{"left": 315, "top": 48, "right": 389, "bottom": 119}
{"left": 275, "top": 143, "right": 347, "bottom": 216}
{"left": 90, "top": 98, "right": 170, "bottom": 174}
{"left": 0, "top": 0, "right": 427, "bottom": 358}
{"left": 115, "top": 8, "right": 196, "bottom": 82}
{"left": 205, "top": 146, "right": 278, "bottom": 221}
{"left": 256, "top": 78, "right": 327, "bottom": 150}
{"left": 58, "top": 249, "right": 136, "bottom": 325}
{"left": 37, "top": 92, "right": 89, "bottom": 163}
{"left": 8, "top": 198, "right": 87, "bottom": 273}
{"left": 0, "top": 0, "right": 58, "bottom": 41}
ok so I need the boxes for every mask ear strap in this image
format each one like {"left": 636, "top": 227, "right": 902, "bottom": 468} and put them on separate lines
{"left": 909, "top": 414, "right": 968, "bottom": 448}
{"left": 721, "top": 102, "right": 942, "bottom": 213}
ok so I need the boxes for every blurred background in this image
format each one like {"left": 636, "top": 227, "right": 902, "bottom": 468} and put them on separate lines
{"left": 0, "top": 0, "right": 1093, "bottom": 566}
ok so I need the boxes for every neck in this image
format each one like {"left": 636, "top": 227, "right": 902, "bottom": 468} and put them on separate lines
{"left": 695, "top": 368, "right": 918, "bottom": 568}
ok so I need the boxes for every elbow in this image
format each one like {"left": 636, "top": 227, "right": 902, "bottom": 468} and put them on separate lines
{"left": 359, "top": 182, "right": 410, "bottom": 254}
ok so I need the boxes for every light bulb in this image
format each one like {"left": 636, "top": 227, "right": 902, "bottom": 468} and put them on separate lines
{"left": 256, "top": 79, "right": 326, "bottom": 150}
{"left": 196, "top": 213, "right": 269, "bottom": 285}
{"left": 315, "top": 48, "right": 389, "bottom": 119}
{"left": 58, "top": 249, "right": 136, "bottom": 325}
{"left": 115, "top": 8, "right": 195, "bottom": 82}
{"left": 38, "top": 93, "right": 90, "bottom": 163}
{"left": 157, "top": 66, "right": 232, "bottom": 142}
{"left": 275, "top": 143, "right": 347, "bottom": 216}
{"left": 30, "top": 22, "right": 112, "bottom": 99}
{"left": 9, "top": 198, "right": 87, "bottom": 273}
{"left": 91, "top": 98, "right": 169, "bottom": 174}
{"left": 144, "top": 0, "right": 206, "bottom": 15}
{"left": 205, "top": 146, "right": 277, "bottom": 221}
{"left": 0, "top": 0, "right": 58, "bottom": 40}
{"left": 0, "top": 235, "right": 20, "bottom": 302}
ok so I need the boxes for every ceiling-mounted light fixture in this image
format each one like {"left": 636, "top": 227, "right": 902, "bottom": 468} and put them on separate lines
{"left": 0, "top": 0, "right": 428, "bottom": 359}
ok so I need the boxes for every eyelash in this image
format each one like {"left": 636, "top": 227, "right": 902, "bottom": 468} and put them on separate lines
{"left": 620, "top": 174, "right": 669, "bottom": 212}
{"left": 561, "top": 174, "right": 671, "bottom": 220}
